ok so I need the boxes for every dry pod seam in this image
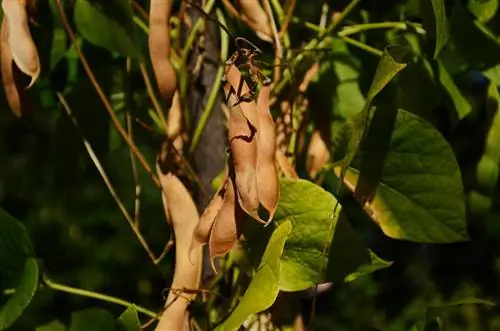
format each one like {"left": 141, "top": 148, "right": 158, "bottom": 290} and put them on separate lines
{"left": 224, "top": 65, "right": 264, "bottom": 223}
{"left": 256, "top": 83, "right": 280, "bottom": 225}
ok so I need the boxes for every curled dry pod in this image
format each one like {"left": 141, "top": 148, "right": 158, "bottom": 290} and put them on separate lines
{"left": 306, "top": 130, "right": 330, "bottom": 178}
{"left": 149, "top": 0, "right": 176, "bottom": 105}
{"left": 156, "top": 165, "right": 202, "bottom": 331}
{"left": 237, "top": 0, "right": 272, "bottom": 42}
{"left": 256, "top": 83, "right": 279, "bottom": 225}
{"left": 189, "top": 179, "right": 227, "bottom": 262}
{"left": 224, "top": 65, "right": 264, "bottom": 223}
{"left": 208, "top": 168, "right": 244, "bottom": 270}
{"left": 2, "top": 0, "right": 40, "bottom": 88}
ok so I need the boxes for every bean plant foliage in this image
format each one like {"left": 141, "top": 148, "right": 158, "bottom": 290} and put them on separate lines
{"left": 2, "top": 0, "right": 500, "bottom": 330}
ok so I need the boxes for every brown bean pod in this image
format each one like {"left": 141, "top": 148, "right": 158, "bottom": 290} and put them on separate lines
{"left": 208, "top": 168, "right": 244, "bottom": 270}
{"left": 156, "top": 166, "right": 202, "bottom": 331}
{"left": 189, "top": 180, "right": 227, "bottom": 262}
{"left": 256, "top": 84, "right": 280, "bottom": 224}
{"left": 223, "top": 65, "right": 264, "bottom": 223}
{"left": 2, "top": 0, "right": 40, "bottom": 88}
{"left": 149, "top": 0, "right": 176, "bottom": 105}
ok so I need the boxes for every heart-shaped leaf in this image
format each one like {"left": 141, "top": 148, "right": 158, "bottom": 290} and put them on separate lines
{"left": 215, "top": 221, "right": 292, "bottom": 331}
{"left": 336, "top": 109, "right": 468, "bottom": 243}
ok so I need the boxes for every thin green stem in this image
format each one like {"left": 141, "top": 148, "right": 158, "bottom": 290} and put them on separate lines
{"left": 189, "top": 9, "right": 229, "bottom": 154}
{"left": 43, "top": 275, "right": 158, "bottom": 319}
{"left": 273, "top": 0, "right": 362, "bottom": 96}
{"left": 338, "top": 21, "right": 425, "bottom": 37}
{"left": 133, "top": 16, "right": 149, "bottom": 34}
{"left": 340, "top": 35, "right": 383, "bottom": 57}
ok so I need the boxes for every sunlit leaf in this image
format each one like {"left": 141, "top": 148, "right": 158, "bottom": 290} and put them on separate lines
{"left": 74, "top": 0, "right": 139, "bottom": 57}
{"left": 336, "top": 109, "right": 468, "bottom": 243}
{"left": 244, "top": 179, "right": 370, "bottom": 292}
{"left": 215, "top": 221, "right": 292, "bottom": 331}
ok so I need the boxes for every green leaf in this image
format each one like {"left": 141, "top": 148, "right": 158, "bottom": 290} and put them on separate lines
{"left": 424, "top": 0, "right": 450, "bottom": 58}
{"left": 0, "top": 209, "right": 39, "bottom": 330}
{"left": 36, "top": 320, "right": 66, "bottom": 331}
{"left": 449, "top": 3, "right": 500, "bottom": 70}
{"left": 244, "top": 179, "right": 371, "bottom": 292}
{"left": 336, "top": 109, "right": 468, "bottom": 243}
{"left": 340, "top": 45, "right": 408, "bottom": 194}
{"left": 344, "top": 250, "right": 393, "bottom": 283}
{"left": 69, "top": 308, "right": 116, "bottom": 331}
{"left": 0, "top": 259, "right": 39, "bottom": 330}
{"left": 331, "top": 38, "right": 365, "bottom": 119}
{"left": 436, "top": 59, "right": 472, "bottom": 120}
{"left": 468, "top": 0, "right": 498, "bottom": 22}
{"left": 74, "top": 0, "right": 139, "bottom": 57}
{"left": 215, "top": 221, "right": 292, "bottom": 331}
{"left": 117, "top": 305, "right": 141, "bottom": 331}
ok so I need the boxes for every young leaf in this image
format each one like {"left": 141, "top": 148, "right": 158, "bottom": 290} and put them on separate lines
{"left": 344, "top": 250, "right": 393, "bottom": 283}
{"left": 215, "top": 221, "right": 292, "bottom": 331}
{"left": 0, "top": 209, "right": 39, "bottom": 330}
{"left": 335, "top": 109, "right": 468, "bottom": 243}
{"left": 339, "top": 45, "right": 408, "bottom": 199}
{"left": 68, "top": 308, "right": 116, "bottom": 331}
{"left": 116, "top": 305, "right": 141, "bottom": 331}
{"left": 74, "top": 0, "right": 139, "bottom": 58}
{"left": 422, "top": 0, "right": 450, "bottom": 59}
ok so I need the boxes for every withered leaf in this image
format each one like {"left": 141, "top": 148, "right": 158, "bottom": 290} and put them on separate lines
{"left": 156, "top": 165, "right": 202, "bottom": 331}
{"left": 256, "top": 84, "right": 279, "bottom": 224}
{"left": 149, "top": 0, "right": 176, "bottom": 106}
